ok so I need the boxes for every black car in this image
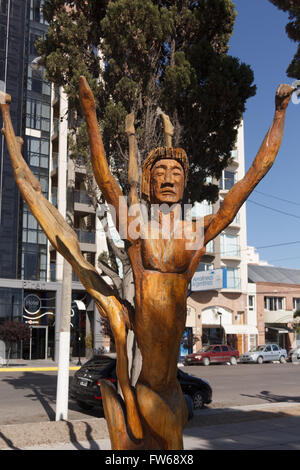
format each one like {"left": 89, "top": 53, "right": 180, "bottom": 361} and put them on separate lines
{"left": 70, "top": 354, "right": 212, "bottom": 412}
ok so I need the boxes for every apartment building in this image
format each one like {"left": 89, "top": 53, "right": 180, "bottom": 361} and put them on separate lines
{"left": 0, "top": 0, "right": 103, "bottom": 361}
{"left": 185, "top": 122, "right": 258, "bottom": 355}
{"left": 248, "top": 264, "right": 300, "bottom": 350}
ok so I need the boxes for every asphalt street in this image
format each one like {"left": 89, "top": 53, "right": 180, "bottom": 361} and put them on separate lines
{"left": 0, "top": 361, "right": 299, "bottom": 426}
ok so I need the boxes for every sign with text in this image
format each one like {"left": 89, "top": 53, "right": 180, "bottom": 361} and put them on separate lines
{"left": 191, "top": 268, "right": 226, "bottom": 292}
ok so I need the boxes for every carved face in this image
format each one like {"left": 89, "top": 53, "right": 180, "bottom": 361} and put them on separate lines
{"left": 150, "top": 159, "right": 185, "bottom": 204}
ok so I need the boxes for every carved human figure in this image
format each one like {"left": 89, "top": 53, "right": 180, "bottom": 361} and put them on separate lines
{"left": 0, "top": 79, "right": 294, "bottom": 450}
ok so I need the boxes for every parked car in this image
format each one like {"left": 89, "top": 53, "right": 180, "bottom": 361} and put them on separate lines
{"left": 183, "top": 344, "right": 239, "bottom": 366}
{"left": 70, "top": 354, "right": 212, "bottom": 412}
{"left": 287, "top": 346, "right": 300, "bottom": 362}
{"left": 239, "top": 344, "right": 287, "bottom": 364}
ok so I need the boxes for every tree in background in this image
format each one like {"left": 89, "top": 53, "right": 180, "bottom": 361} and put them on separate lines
{"left": 0, "top": 321, "right": 30, "bottom": 365}
{"left": 37, "top": 0, "right": 256, "bottom": 361}
{"left": 38, "top": 0, "right": 256, "bottom": 203}
{"left": 269, "top": 0, "right": 300, "bottom": 78}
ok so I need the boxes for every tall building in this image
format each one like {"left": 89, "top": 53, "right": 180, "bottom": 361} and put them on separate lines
{"left": 186, "top": 122, "right": 258, "bottom": 355}
{"left": 0, "top": 0, "right": 102, "bottom": 361}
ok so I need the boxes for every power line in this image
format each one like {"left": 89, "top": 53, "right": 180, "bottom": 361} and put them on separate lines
{"left": 248, "top": 199, "right": 300, "bottom": 220}
{"left": 253, "top": 189, "right": 300, "bottom": 207}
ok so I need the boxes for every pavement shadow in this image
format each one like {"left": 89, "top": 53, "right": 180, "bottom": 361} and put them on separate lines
{"left": 184, "top": 406, "right": 300, "bottom": 450}
{"left": 240, "top": 390, "right": 300, "bottom": 403}
{"left": 65, "top": 421, "right": 100, "bottom": 450}
{"left": 2, "top": 371, "right": 57, "bottom": 421}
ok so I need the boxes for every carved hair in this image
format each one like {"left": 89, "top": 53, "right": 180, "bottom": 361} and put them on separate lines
{"left": 141, "top": 147, "right": 189, "bottom": 201}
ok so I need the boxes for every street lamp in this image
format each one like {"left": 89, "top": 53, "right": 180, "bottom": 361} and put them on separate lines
{"left": 217, "top": 312, "right": 223, "bottom": 343}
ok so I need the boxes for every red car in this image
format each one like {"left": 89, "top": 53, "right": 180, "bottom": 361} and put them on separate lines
{"left": 183, "top": 344, "right": 239, "bottom": 366}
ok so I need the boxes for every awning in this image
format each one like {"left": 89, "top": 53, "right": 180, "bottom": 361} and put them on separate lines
{"left": 222, "top": 324, "right": 258, "bottom": 335}
{"left": 73, "top": 300, "right": 86, "bottom": 311}
{"left": 266, "top": 326, "right": 293, "bottom": 334}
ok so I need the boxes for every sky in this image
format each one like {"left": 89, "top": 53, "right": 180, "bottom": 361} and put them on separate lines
{"left": 228, "top": 0, "right": 300, "bottom": 269}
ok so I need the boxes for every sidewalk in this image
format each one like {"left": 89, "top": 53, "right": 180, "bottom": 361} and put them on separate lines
{"left": 1, "top": 359, "right": 300, "bottom": 450}
{"left": 0, "top": 402, "right": 300, "bottom": 450}
{"left": 0, "top": 358, "right": 82, "bottom": 372}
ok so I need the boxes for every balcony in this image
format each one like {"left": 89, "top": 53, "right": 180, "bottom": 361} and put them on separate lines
{"left": 74, "top": 190, "right": 95, "bottom": 214}
{"left": 75, "top": 229, "right": 96, "bottom": 244}
{"left": 52, "top": 117, "right": 59, "bottom": 140}
{"left": 75, "top": 229, "right": 96, "bottom": 252}
{"left": 51, "top": 187, "right": 57, "bottom": 208}
{"left": 73, "top": 155, "right": 87, "bottom": 174}
{"left": 229, "top": 213, "right": 240, "bottom": 228}
{"left": 51, "top": 152, "right": 58, "bottom": 174}
{"left": 230, "top": 149, "right": 239, "bottom": 166}
{"left": 52, "top": 85, "right": 60, "bottom": 107}
{"left": 220, "top": 246, "right": 241, "bottom": 260}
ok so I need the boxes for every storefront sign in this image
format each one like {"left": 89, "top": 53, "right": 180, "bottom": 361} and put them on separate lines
{"left": 24, "top": 294, "right": 41, "bottom": 315}
{"left": 191, "top": 268, "right": 226, "bottom": 292}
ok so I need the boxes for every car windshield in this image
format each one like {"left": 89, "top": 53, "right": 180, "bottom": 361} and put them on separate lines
{"left": 249, "top": 346, "right": 265, "bottom": 352}
{"left": 84, "top": 356, "right": 116, "bottom": 370}
{"left": 197, "top": 346, "right": 214, "bottom": 353}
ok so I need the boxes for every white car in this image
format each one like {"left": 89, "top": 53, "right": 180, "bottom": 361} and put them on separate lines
{"left": 239, "top": 344, "right": 287, "bottom": 364}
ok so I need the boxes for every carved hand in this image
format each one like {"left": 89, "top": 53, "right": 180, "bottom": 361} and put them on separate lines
{"left": 275, "top": 84, "right": 294, "bottom": 111}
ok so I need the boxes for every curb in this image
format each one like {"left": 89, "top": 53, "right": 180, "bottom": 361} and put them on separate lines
{"left": 1, "top": 402, "right": 300, "bottom": 450}
{"left": 0, "top": 418, "right": 109, "bottom": 450}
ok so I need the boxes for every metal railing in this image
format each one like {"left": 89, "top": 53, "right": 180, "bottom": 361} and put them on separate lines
{"left": 74, "top": 190, "right": 93, "bottom": 205}
{"left": 75, "top": 229, "right": 96, "bottom": 244}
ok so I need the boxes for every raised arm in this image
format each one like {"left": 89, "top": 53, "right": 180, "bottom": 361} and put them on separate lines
{"left": 1, "top": 96, "right": 130, "bottom": 322}
{"left": 79, "top": 76, "right": 128, "bottom": 236}
{"left": 1, "top": 92, "right": 143, "bottom": 441}
{"left": 204, "top": 84, "right": 294, "bottom": 245}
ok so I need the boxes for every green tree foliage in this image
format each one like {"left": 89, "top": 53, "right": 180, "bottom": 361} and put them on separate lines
{"left": 269, "top": 0, "right": 300, "bottom": 78}
{"left": 38, "top": 0, "right": 256, "bottom": 204}
{"left": 0, "top": 321, "right": 30, "bottom": 364}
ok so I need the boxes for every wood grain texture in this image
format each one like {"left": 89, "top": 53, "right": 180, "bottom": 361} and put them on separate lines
{"left": 1, "top": 80, "right": 293, "bottom": 450}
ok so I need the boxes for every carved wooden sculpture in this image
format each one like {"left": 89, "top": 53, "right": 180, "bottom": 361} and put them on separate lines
{"left": 0, "top": 80, "right": 293, "bottom": 450}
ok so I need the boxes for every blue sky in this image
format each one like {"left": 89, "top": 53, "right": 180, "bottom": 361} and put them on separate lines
{"left": 228, "top": 0, "right": 300, "bottom": 269}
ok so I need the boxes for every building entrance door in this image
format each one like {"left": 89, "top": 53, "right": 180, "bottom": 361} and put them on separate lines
{"left": 30, "top": 326, "right": 48, "bottom": 360}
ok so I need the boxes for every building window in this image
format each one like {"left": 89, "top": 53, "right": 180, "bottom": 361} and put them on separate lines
{"left": 248, "top": 295, "right": 255, "bottom": 311}
{"left": 30, "top": 0, "right": 48, "bottom": 24}
{"left": 293, "top": 298, "right": 300, "bottom": 311}
{"left": 264, "top": 297, "right": 285, "bottom": 311}
{"left": 0, "top": 0, "right": 7, "bottom": 15}
{"left": 219, "top": 170, "right": 236, "bottom": 190}
{"left": 226, "top": 267, "right": 240, "bottom": 289}
{"left": 220, "top": 233, "right": 240, "bottom": 257}
{"left": 22, "top": 243, "right": 47, "bottom": 281}
{"left": 196, "top": 262, "right": 214, "bottom": 272}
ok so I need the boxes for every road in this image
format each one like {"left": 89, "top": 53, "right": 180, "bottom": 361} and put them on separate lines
{"left": 0, "top": 362, "right": 299, "bottom": 425}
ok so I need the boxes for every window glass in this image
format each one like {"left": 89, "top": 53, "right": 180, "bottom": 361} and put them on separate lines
{"left": 41, "top": 140, "right": 49, "bottom": 154}
{"left": 222, "top": 346, "right": 229, "bottom": 352}
{"left": 248, "top": 295, "right": 254, "bottom": 310}
{"left": 28, "top": 213, "right": 37, "bottom": 229}
{"left": 226, "top": 267, "right": 240, "bottom": 289}
{"left": 0, "top": 25, "right": 6, "bottom": 51}
{"left": 196, "top": 262, "right": 214, "bottom": 272}
{"left": 272, "top": 345, "right": 279, "bottom": 351}
{"left": 265, "top": 345, "right": 271, "bottom": 352}
{"left": 221, "top": 233, "right": 239, "bottom": 257}
{"left": 213, "top": 346, "right": 221, "bottom": 352}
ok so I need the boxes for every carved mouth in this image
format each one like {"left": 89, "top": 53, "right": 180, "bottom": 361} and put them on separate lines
{"left": 161, "top": 190, "right": 176, "bottom": 195}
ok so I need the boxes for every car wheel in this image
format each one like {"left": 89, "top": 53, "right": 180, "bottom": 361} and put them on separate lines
{"left": 279, "top": 355, "right": 286, "bottom": 364}
{"left": 76, "top": 400, "right": 93, "bottom": 411}
{"left": 257, "top": 356, "right": 263, "bottom": 364}
{"left": 230, "top": 356, "right": 237, "bottom": 365}
{"left": 184, "top": 394, "right": 194, "bottom": 420}
{"left": 202, "top": 357, "right": 210, "bottom": 366}
{"left": 291, "top": 352, "right": 300, "bottom": 363}
{"left": 192, "top": 391, "right": 204, "bottom": 410}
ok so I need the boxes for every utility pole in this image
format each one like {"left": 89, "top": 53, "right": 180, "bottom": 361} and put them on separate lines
{"left": 55, "top": 87, "right": 73, "bottom": 421}
{"left": 55, "top": 259, "right": 72, "bottom": 420}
